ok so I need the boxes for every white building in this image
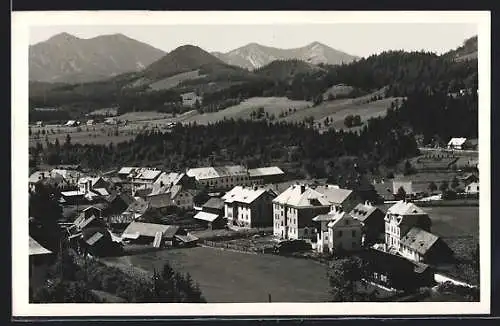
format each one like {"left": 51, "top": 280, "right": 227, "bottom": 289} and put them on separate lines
{"left": 465, "top": 182, "right": 479, "bottom": 194}
{"left": 313, "top": 206, "right": 363, "bottom": 255}
{"left": 272, "top": 184, "right": 354, "bottom": 241}
{"left": 128, "top": 168, "right": 163, "bottom": 192}
{"left": 384, "top": 200, "right": 432, "bottom": 253}
{"left": 447, "top": 137, "right": 468, "bottom": 150}
{"left": 222, "top": 185, "right": 277, "bottom": 228}
{"left": 186, "top": 165, "right": 253, "bottom": 190}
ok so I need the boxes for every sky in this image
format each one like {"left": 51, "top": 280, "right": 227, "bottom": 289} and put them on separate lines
{"left": 29, "top": 23, "right": 477, "bottom": 58}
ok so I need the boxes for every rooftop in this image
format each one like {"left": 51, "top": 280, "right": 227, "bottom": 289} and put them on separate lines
{"left": 400, "top": 227, "right": 440, "bottom": 255}
{"left": 273, "top": 184, "right": 351, "bottom": 207}
{"left": 122, "top": 222, "right": 179, "bottom": 239}
{"left": 349, "top": 202, "right": 381, "bottom": 222}
{"left": 29, "top": 236, "right": 53, "bottom": 256}
{"left": 186, "top": 165, "right": 248, "bottom": 180}
{"left": 248, "top": 166, "right": 285, "bottom": 178}
{"left": 222, "top": 185, "right": 275, "bottom": 204}
{"left": 387, "top": 200, "right": 426, "bottom": 216}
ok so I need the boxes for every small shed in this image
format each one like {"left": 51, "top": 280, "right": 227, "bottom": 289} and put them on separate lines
{"left": 121, "top": 222, "right": 185, "bottom": 247}
{"left": 193, "top": 211, "right": 225, "bottom": 230}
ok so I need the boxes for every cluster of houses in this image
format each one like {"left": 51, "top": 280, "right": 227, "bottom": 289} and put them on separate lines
{"left": 29, "top": 161, "right": 458, "bottom": 291}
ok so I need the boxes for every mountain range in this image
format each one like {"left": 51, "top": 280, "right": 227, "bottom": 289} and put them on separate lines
{"left": 211, "top": 42, "right": 358, "bottom": 70}
{"left": 29, "top": 33, "right": 358, "bottom": 84}
{"left": 29, "top": 33, "right": 167, "bottom": 84}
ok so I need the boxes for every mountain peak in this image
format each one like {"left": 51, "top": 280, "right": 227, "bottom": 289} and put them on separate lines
{"left": 47, "top": 32, "right": 80, "bottom": 43}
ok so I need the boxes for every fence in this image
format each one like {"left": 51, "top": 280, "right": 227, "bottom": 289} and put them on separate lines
{"left": 200, "top": 240, "right": 266, "bottom": 255}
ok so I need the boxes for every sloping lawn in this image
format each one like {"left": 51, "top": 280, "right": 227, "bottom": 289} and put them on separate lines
{"left": 102, "top": 246, "right": 331, "bottom": 303}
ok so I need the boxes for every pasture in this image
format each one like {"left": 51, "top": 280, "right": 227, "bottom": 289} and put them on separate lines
{"left": 101, "top": 246, "right": 330, "bottom": 303}
{"left": 148, "top": 70, "right": 205, "bottom": 91}
{"left": 182, "top": 97, "right": 313, "bottom": 125}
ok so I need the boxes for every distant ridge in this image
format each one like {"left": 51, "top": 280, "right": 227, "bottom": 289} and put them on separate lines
{"left": 29, "top": 33, "right": 167, "bottom": 84}
{"left": 212, "top": 42, "right": 359, "bottom": 70}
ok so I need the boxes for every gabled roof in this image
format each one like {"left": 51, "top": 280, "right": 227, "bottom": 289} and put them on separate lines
{"left": 118, "top": 167, "right": 139, "bottom": 175}
{"left": 122, "top": 222, "right": 179, "bottom": 239}
{"left": 186, "top": 165, "right": 248, "bottom": 180}
{"left": 125, "top": 197, "right": 150, "bottom": 215}
{"left": 327, "top": 210, "right": 362, "bottom": 229}
{"left": 400, "top": 227, "right": 440, "bottom": 256}
{"left": 387, "top": 201, "right": 426, "bottom": 216}
{"left": 272, "top": 184, "right": 350, "bottom": 207}
{"left": 85, "top": 232, "right": 104, "bottom": 246}
{"left": 312, "top": 214, "right": 336, "bottom": 222}
{"left": 61, "top": 190, "right": 86, "bottom": 197}
{"left": 29, "top": 236, "right": 53, "bottom": 256}
{"left": 194, "top": 211, "right": 220, "bottom": 222}
{"left": 448, "top": 137, "right": 467, "bottom": 146}
{"left": 154, "top": 172, "right": 185, "bottom": 186}
{"left": 314, "top": 185, "right": 353, "bottom": 205}
{"left": 222, "top": 186, "right": 275, "bottom": 204}
{"left": 202, "top": 197, "right": 225, "bottom": 210}
{"left": 29, "top": 171, "right": 51, "bottom": 184}
{"left": 175, "top": 234, "right": 199, "bottom": 243}
{"left": 129, "top": 168, "right": 162, "bottom": 181}
{"left": 350, "top": 202, "right": 382, "bottom": 222}
{"left": 248, "top": 166, "right": 285, "bottom": 178}
{"left": 78, "top": 176, "right": 105, "bottom": 186}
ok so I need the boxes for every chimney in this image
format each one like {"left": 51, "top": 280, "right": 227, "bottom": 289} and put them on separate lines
{"left": 300, "top": 185, "right": 306, "bottom": 194}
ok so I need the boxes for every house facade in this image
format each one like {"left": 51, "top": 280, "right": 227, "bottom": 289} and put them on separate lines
{"left": 447, "top": 137, "right": 469, "bottom": 150}
{"left": 248, "top": 166, "right": 285, "bottom": 185}
{"left": 222, "top": 185, "right": 277, "bottom": 228}
{"left": 400, "top": 227, "right": 454, "bottom": 264}
{"left": 465, "top": 182, "right": 479, "bottom": 195}
{"left": 313, "top": 206, "right": 362, "bottom": 255}
{"left": 273, "top": 184, "right": 354, "bottom": 241}
{"left": 349, "top": 201, "right": 385, "bottom": 246}
{"left": 186, "top": 165, "right": 254, "bottom": 190}
{"left": 384, "top": 200, "right": 432, "bottom": 253}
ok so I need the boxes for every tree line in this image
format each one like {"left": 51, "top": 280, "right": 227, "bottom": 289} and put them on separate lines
{"left": 31, "top": 112, "right": 419, "bottom": 179}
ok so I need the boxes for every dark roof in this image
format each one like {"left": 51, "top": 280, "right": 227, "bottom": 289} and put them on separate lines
{"left": 202, "top": 197, "right": 225, "bottom": 210}
{"left": 349, "top": 203, "right": 382, "bottom": 222}
{"left": 135, "top": 188, "right": 153, "bottom": 197}
{"left": 400, "top": 227, "right": 440, "bottom": 256}
{"left": 125, "top": 198, "right": 149, "bottom": 215}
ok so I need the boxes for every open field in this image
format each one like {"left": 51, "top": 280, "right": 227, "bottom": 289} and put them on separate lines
{"left": 182, "top": 97, "right": 313, "bottom": 125}
{"left": 148, "top": 70, "right": 205, "bottom": 91}
{"left": 101, "top": 246, "right": 330, "bottom": 303}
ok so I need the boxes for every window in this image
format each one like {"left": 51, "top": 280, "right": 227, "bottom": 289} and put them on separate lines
{"left": 352, "top": 242, "right": 356, "bottom": 248}
{"left": 345, "top": 219, "right": 349, "bottom": 225}
{"left": 352, "top": 230, "right": 356, "bottom": 237}
{"left": 338, "top": 230, "right": 343, "bottom": 237}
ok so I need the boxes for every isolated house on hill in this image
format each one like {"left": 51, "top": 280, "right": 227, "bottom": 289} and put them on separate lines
{"left": 465, "top": 182, "right": 479, "bottom": 195}
{"left": 222, "top": 185, "right": 277, "bottom": 228}
{"left": 447, "top": 137, "right": 469, "bottom": 150}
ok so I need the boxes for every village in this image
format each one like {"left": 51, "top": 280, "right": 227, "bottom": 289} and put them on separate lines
{"left": 28, "top": 138, "right": 480, "bottom": 302}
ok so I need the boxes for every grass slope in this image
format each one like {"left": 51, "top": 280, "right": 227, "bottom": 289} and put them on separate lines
{"left": 182, "top": 97, "right": 313, "bottom": 125}
{"left": 102, "top": 246, "right": 330, "bottom": 303}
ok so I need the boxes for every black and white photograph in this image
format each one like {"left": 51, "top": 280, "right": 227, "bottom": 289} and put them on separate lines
{"left": 12, "top": 10, "right": 491, "bottom": 317}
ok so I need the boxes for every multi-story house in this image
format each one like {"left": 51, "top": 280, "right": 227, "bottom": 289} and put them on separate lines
{"left": 273, "top": 184, "right": 354, "bottom": 241}
{"left": 313, "top": 206, "right": 363, "bottom": 255}
{"left": 222, "top": 185, "right": 277, "bottom": 228}
{"left": 349, "top": 201, "right": 385, "bottom": 246}
{"left": 384, "top": 200, "right": 432, "bottom": 253}
{"left": 186, "top": 165, "right": 253, "bottom": 190}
